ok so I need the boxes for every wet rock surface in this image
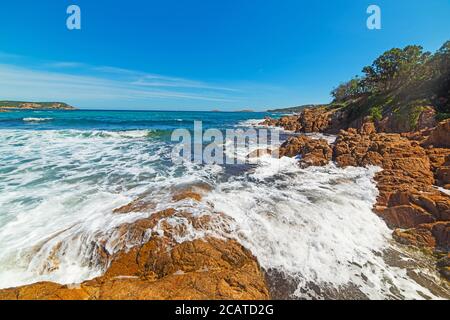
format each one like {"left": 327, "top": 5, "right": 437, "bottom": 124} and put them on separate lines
{"left": 0, "top": 208, "right": 269, "bottom": 300}
{"left": 279, "top": 136, "right": 332, "bottom": 167}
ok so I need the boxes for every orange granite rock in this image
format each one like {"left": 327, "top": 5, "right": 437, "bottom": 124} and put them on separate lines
{"left": 260, "top": 115, "right": 301, "bottom": 131}
{"left": 172, "top": 191, "right": 202, "bottom": 202}
{"left": 279, "top": 135, "right": 332, "bottom": 167}
{"left": 393, "top": 226, "right": 436, "bottom": 249}
{"left": 0, "top": 209, "right": 269, "bottom": 300}
{"left": 263, "top": 112, "right": 450, "bottom": 280}
{"left": 260, "top": 107, "right": 336, "bottom": 133}
{"left": 113, "top": 198, "right": 156, "bottom": 214}
{"left": 423, "top": 119, "right": 450, "bottom": 148}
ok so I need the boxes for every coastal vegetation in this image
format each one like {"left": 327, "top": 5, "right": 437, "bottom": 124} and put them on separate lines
{"left": 270, "top": 40, "right": 449, "bottom": 132}
{"left": 330, "top": 40, "right": 450, "bottom": 129}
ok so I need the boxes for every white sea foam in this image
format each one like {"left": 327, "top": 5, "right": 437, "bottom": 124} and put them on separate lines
{"left": 63, "top": 129, "right": 154, "bottom": 139}
{"left": 204, "top": 160, "right": 441, "bottom": 299}
{"left": 436, "top": 186, "right": 450, "bottom": 196}
{"left": 23, "top": 117, "right": 54, "bottom": 122}
{"left": 236, "top": 119, "right": 264, "bottom": 127}
{"left": 0, "top": 129, "right": 218, "bottom": 288}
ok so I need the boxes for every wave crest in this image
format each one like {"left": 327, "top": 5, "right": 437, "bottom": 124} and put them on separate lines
{"left": 23, "top": 117, "right": 54, "bottom": 122}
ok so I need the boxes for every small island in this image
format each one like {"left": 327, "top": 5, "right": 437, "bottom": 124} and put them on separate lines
{"left": 0, "top": 101, "right": 76, "bottom": 112}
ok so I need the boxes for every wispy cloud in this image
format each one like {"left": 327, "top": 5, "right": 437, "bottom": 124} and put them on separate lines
{"left": 45, "top": 61, "right": 87, "bottom": 69}
{"left": 92, "top": 65, "right": 142, "bottom": 75}
{"left": 132, "top": 76, "right": 239, "bottom": 92}
{"left": 92, "top": 65, "right": 239, "bottom": 92}
{"left": 0, "top": 64, "right": 235, "bottom": 102}
{"left": 0, "top": 52, "right": 302, "bottom": 110}
{"left": 0, "top": 57, "right": 238, "bottom": 107}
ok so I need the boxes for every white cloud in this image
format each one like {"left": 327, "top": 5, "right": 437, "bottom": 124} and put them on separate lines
{"left": 0, "top": 61, "right": 236, "bottom": 105}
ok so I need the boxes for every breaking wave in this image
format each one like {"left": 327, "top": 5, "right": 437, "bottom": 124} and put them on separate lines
{"left": 23, "top": 117, "right": 54, "bottom": 122}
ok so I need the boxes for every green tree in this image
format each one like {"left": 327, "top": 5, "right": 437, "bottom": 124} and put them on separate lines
{"left": 362, "top": 45, "right": 430, "bottom": 93}
{"left": 430, "top": 41, "right": 450, "bottom": 113}
{"left": 331, "top": 77, "right": 366, "bottom": 102}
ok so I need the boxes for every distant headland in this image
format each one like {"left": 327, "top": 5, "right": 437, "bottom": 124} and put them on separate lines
{"left": 211, "top": 109, "right": 255, "bottom": 113}
{"left": 0, "top": 101, "right": 76, "bottom": 111}
{"left": 267, "top": 104, "right": 328, "bottom": 113}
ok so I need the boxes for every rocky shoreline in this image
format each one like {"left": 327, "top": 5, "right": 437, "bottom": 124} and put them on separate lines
{"left": 0, "top": 108, "right": 448, "bottom": 300}
{"left": 0, "top": 233, "right": 269, "bottom": 300}
{"left": 263, "top": 109, "right": 450, "bottom": 281}
{"left": 0, "top": 191, "right": 269, "bottom": 300}
{"left": 0, "top": 185, "right": 269, "bottom": 300}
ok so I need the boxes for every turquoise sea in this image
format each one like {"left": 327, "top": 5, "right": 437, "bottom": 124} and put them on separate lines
{"left": 0, "top": 109, "right": 270, "bottom": 132}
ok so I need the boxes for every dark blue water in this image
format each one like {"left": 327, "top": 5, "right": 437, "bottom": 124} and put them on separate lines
{"left": 0, "top": 109, "right": 272, "bottom": 132}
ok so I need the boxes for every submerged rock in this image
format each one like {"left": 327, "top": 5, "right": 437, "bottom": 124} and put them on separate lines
{"left": 247, "top": 148, "right": 275, "bottom": 159}
{"left": 113, "top": 198, "right": 156, "bottom": 214}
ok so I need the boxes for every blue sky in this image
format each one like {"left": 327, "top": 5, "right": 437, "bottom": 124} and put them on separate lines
{"left": 0, "top": 0, "right": 449, "bottom": 111}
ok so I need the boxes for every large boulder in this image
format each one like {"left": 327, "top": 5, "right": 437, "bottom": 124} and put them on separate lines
{"left": 422, "top": 122, "right": 450, "bottom": 189}
{"left": 423, "top": 119, "right": 450, "bottom": 148}
{"left": 279, "top": 135, "right": 332, "bottom": 167}
{"left": 260, "top": 107, "right": 339, "bottom": 133}
{"left": 260, "top": 115, "right": 301, "bottom": 132}
{"left": 298, "top": 108, "right": 333, "bottom": 133}
{"left": 393, "top": 222, "right": 450, "bottom": 252}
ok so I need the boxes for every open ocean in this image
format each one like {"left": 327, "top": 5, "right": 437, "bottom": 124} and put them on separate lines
{"left": 0, "top": 109, "right": 446, "bottom": 299}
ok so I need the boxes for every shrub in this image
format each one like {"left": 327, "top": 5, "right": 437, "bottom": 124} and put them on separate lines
{"left": 369, "top": 106, "right": 383, "bottom": 121}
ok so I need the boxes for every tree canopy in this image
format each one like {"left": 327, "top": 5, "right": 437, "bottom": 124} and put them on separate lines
{"left": 330, "top": 40, "right": 450, "bottom": 118}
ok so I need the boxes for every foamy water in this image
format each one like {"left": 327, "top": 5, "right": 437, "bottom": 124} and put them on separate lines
{"left": 205, "top": 157, "right": 444, "bottom": 299}
{"left": 0, "top": 124, "right": 447, "bottom": 299}
{"left": 0, "top": 129, "right": 218, "bottom": 287}
{"left": 23, "top": 117, "right": 54, "bottom": 122}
